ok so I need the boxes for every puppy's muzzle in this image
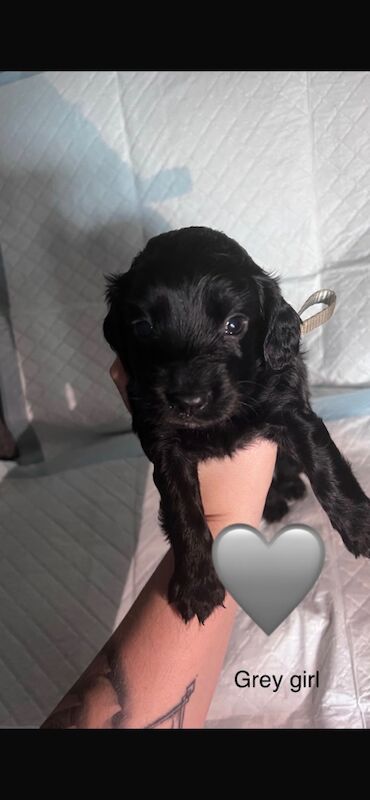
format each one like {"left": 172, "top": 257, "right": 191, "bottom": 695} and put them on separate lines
{"left": 166, "top": 390, "right": 212, "bottom": 415}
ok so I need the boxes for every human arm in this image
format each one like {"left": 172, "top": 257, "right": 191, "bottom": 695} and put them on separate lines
{"left": 40, "top": 361, "right": 277, "bottom": 729}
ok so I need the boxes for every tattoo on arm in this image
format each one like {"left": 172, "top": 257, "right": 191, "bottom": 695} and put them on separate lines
{"left": 145, "top": 680, "right": 196, "bottom": 729}
{"left": 41, "top": 638, "right": 197, "bottom": 729}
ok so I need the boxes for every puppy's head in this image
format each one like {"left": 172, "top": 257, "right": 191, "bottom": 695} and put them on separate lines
{"left": 104, "top": 227, "right": 301, "bottom": 429}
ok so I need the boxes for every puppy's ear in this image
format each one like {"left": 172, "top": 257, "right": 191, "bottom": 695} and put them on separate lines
{"left": 264, "top": 295, "right": 301, "bottom": 370}
{"left": 254, "top": 273, "right": 301, "bottom": 371}
{"left": 103, "top": 272, "right": 131, "bottom": 366}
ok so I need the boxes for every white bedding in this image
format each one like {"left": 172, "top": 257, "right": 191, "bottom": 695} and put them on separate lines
{"left": 0, "top": 71, "right": 369, "bottom": 727}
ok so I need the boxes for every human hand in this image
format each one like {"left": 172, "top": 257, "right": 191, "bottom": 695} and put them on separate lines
{"left": 110, "top": 357, "right": 130, "bottom": 411}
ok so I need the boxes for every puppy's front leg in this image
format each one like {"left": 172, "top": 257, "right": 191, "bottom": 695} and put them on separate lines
{"left": 152, "top": 454, "right": 226, "bottom": 624}
{"left": 286, "top": 406, "right": 370, "bottom": 557}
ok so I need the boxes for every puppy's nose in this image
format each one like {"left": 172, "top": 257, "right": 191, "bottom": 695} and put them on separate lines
{"left": 167, "top": 392, "right": 210, "bottom": 413}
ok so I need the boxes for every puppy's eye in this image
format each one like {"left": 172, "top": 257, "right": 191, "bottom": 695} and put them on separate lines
{"left": 132, "top": 319, "right": 153, "bottom": 338}
{"left": 224, "top": 315, "right": 248, "bottom": 336}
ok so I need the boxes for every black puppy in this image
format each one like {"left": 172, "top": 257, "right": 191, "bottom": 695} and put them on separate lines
{"left": 104, "top": 226, "right": 370, "bottom": 623}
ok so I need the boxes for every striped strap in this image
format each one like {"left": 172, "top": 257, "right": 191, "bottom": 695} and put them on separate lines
{"left": 298, "top": 289, "right": 337, "bottom": 336}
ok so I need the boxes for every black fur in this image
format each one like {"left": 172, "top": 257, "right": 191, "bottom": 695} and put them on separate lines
{"left": 103, "top": 226, "right": 370, "bottom": 623}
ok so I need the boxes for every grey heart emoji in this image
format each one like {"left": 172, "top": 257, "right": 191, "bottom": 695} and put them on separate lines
{"left": 212, "top": 524, "right": 325, "bottom": 635}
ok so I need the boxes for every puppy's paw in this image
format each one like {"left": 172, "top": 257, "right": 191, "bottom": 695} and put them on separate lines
{"left": 340, "top": 501, "right": 370, "bottom": 559}
{"left": 168, "top": 569, "right": 226, "bottom": 624}
{"left": 263, "top": 496, "right": 289, "bottom": 523}
{"left": 279, "top": 477, "right": 306, "bottom": 501}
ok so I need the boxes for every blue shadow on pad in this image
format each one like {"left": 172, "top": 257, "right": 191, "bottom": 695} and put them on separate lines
{"left": 312, "top": 388, "right": 370, "bottom": 421}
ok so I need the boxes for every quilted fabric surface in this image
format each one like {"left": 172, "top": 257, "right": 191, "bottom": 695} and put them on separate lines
{"left": 0, "top": 72, "right": 369, "bottom": 727}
